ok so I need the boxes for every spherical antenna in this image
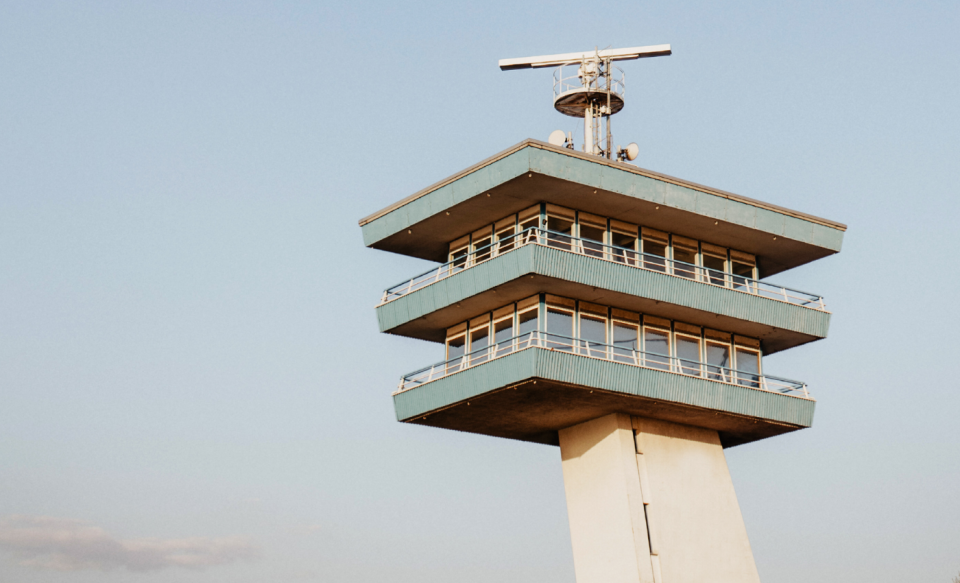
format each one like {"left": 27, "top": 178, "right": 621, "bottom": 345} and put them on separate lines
{"left": 548, "top": 130, "right": 566, "bottom": 146}
{"left": 624, "top": 142, "right": 639, "bottom": 161}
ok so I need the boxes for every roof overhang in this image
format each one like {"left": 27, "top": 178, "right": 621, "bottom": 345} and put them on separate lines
{"left": 360, "top": 140, "right": 846, "bottom": 277}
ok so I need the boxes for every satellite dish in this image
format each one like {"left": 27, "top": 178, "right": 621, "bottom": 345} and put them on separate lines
{"left": 548, "top": 130, "right": 566, "bottom": 146}
{"left": 624, "top": 142, "right": 639, "bottom": 161}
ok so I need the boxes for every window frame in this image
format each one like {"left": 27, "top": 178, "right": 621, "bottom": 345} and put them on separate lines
{"left": 642, "top": 323, "right": 672, "bottom": 371}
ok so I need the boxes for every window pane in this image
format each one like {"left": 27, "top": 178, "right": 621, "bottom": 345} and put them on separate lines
{"left": 450, "top": 247, "right": 468, "bottom": 273}
{"left": 470, "top": 326, "right": 489, "bottom": 364}
{"left": 495, "top": 226, "right": 516, "bottom": 254}
{"left": 446, "top": 335, "right": 465, "bottom": 373}
{"left": 673, "top": 247, "right": 697, "bottom": 279}
{"left": 546, "top": 216, "right": 574, "bottom": 250}
{"left": 580, "top": 315, "right": 607, "bottom": 358}
{"left": 519, "top": 217, "right": 540, "bottom": 245}
{"left": 706, "top": 341, "right": 731, "bottom": 382}
{"left": 676, "top": 335, "right": 702, "bottom": 376}
{"left": 613, "top": 322, "right": 639, "bottom": 363}
{"left": 579, "top": 224, "right": 606, "bottom": 258}
{"left": 702, "top": 254, "right": 726, "bottom": 286}
{"left": 736, "top": 347, "right": 760, "bottom": 388}
{"left": 547, "top": 308, "right": 574, "bottom": 350}
{"left": 731, "top": 261, "right": 755, "bottom": 292}
{"left": 644, "top": 328, "right": 671, "bottom": 370}
{"left": 611, "top": 232, "right": 638, "bottom": 265}
{"left": 517, "top": 308, "right": 538, "bottom": 349}
{"left": 643, "top": 240, "right": 667, "bottom": 272}
{"left": 473, "top": 236, "right": 492, "bottom": 264}
{"left": 494, "top": 317, "right": 513, "bottom": 356}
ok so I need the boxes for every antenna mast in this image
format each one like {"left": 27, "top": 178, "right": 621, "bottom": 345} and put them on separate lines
{"left": 499, "top": 44, "right": 671, "bottom": 159}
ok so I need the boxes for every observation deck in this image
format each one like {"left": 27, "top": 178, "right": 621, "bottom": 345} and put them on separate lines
{"left": 360, "top": 139, "right": 845, "bottom": 447}
{"left": 376, "top": 227, "right": 830, "bottom": 354}
{"left": 393, "top": 330, "right": 813, "bottom": 448}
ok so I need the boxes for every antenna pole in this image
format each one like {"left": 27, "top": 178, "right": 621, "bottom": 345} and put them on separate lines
{"left": 584, "top": 103, "right": 594, "bottom": 154}
{"left": 605, "top": 59, "right": 612, "bottom": 159}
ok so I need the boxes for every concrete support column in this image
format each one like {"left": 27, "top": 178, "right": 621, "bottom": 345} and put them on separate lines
{"left": 559, "top": 414, "right": 761, "bottom": 583}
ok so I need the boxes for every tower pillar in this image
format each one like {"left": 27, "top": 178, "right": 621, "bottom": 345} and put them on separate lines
{"left": 559, "top": 414, "right": 761, "bottom": 583}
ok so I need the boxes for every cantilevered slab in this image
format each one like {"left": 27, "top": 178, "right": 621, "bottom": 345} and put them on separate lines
{"left": 377, "top": 244, "right": 830, "bottom": 355}
{"left": 394, "top": 348, "right": 814, "bottom": 448}
{"left": 359, "top": 140, "right": 846, "bottom": 277}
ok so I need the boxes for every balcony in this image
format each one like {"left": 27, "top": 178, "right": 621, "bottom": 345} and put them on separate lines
{"left": 392, "top": 331, "right": 815, "bottom": 448}
{"left": 398, "top": 331, "right": 809, "bottom": 399}
{"left": 380, "top": 227, "right": 826, "bottom": 311}
{"left": 376, "top": 228, "right": 831, "bottom": 354}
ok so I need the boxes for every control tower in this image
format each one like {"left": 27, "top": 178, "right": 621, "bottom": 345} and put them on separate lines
{"left": 359, "top": 46, "right": 845, "bottom": 583}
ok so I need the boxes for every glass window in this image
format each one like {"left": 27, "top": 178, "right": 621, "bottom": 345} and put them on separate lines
{"left": 702, "top": 252, "right": 727, "bottom": 286}
{"left": 644, "top": 327, "right": 671, "bottom": 370}
{"left": 611, "top": 228, "right": 638, "bottom": 266}
{"left": 706, "top": 341, "right": 731, "bottom": 382}
{"left": 642, "top": 233, "right": 668, "bottom": 273}
{"left": 675, "top": 333, "right": 702, "bottom": 376}
{"left": 735, "top": 347, "right": 760, "bottom": 388}
{"left": 731, "top": 261, "right": 755, "bottom": 292}
{"left": 450, "top": 247, "right": 468, "bottom": 272}
{"left": 446, "top": 334, "right": 466, "bottom": 373}
{"left": 493, "top": 315, "right": 514, "bottom": 356}
{"left": 546, "top": 214, "right": 574, "bottom": 250}
{"left": 546, "top": 307, "right": 574, "bottom": 350}
{"left": 471, "top": 228, "right": 493, "bottom": 265}
{"left": 495, "top": 223, "right": 516, "bottom": 255}
{"left": 517, "top": 306, "right": 539, "bottom": 349}
{"left": 579, "top": 313, "right": 607, "bottom": 358}
{"left": 612, "top": 321, "right": 639, "bottom": 364}
{"left": 449, "top": 235, "right": 469, "bottom": 274}
{"left": 579, "top": 214, "right": 606, "bottom": 259}
{"left": 469, "top": 323, "right": 490, "bottom": 365}
{"left": 518, "top": 206, "right": 541, "bottom": 244}
{"left": 672, "top": 238, "right": 698, "bottom": 280}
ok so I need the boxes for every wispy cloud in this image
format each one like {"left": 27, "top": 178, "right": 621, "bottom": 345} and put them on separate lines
{"left": 0, "top": 515, "right": 258, "bottom": 572}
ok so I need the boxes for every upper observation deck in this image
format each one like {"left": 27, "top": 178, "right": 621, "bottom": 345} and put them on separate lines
{"left": 359, "top": 140, "right": 846, "bottom": 278}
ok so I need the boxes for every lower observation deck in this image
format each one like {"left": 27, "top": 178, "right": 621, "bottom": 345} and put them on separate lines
{"left": 394, "top": 331, "right": 814, "bottom": 448}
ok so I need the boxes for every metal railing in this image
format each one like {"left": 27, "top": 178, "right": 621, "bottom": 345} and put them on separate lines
{"left": 396, "top": 330, "right": 809, "bottom": 399}
{"left": 379, "top": 227, "right": 827, "bottom": 310}
{"left": 553, "top": 63, "right": 626, "bottom": 102}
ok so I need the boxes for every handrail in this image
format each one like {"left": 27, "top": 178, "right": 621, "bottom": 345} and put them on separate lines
{"left": 378, "top": 227, "right": 827, "bottom": 311}
{"left": 395, "top": 330, "right": 810, "bottom": 399}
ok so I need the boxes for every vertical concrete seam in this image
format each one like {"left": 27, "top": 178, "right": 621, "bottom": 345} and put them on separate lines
{"left": 618, "top": 415, "right": 655, "bottom": 583}
{"left": 633, "top": 420, "right": 663, "bottom": 583}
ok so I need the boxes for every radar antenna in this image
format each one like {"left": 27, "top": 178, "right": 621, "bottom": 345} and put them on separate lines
{"left": 499, "top": 44, "right": 671, "bottom": 160}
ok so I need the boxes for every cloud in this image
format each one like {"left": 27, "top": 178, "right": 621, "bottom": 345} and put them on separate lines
{"left": 0, "top": 515, "right": 258, "bottom": 572}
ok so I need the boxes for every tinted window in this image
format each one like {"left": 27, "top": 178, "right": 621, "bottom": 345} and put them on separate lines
{"left": 736, "top": 347, "right": 760, "bottom": 388}
{"left": 675, "top": 334, "right": 702, "bottom": 376}
{"left": 644, "top": 328, "right": 670, "bottom": 370}
{"left": 706, "top": 341, "right": 731, "bottom": 382}
{"left": 612, "top": 322, "right": 639, "bottom": 363}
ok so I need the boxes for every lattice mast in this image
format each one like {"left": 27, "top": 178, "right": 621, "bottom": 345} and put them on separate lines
{"left": 499, "top": 45, "right": 671, "bottom": 160}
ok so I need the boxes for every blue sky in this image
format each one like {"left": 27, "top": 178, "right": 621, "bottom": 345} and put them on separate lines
{"left": 1, "top": 1, "right": 958, "bottom": 581}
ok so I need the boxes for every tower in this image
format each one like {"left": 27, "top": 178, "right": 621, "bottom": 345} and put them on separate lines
{"left": 360, "top": 46, "right": 845, "bottom": 583}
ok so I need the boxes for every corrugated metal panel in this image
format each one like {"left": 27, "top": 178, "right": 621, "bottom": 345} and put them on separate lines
{"left": 376, "top": 244, "right": 831, "bottom": 338}
{"left": 393, "top": 348, "right": 815, "bottom": 427}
